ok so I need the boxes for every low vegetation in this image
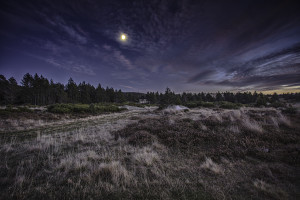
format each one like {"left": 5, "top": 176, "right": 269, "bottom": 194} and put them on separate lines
{"left": 0, "top": 106, "right": 33, "bottom": 116}
{"left": 47, "top": 103, "right": 126, "bottom": 114}
{"left": 0, "top": 106, "right": 299, "bottom": 199}
{"left": 184, "top": 101, "right": 215, "bottom": 108}
{"left": 1, "top": 73, "right": 299, "bottom": 199}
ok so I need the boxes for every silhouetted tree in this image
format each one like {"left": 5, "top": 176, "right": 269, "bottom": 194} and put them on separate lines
{"left": 7, "top": 77, "right": 19, "bottom": 104}
{"left": 95, "top": 84, "right": 106, "bottom": 102}
{"left": 206, "top": 93, "right": 214, "bottom": 102}
{"left": 106, "top": 87, "right": 115, "bottom": 102}
{"left": 1, "top": 73, "right": 299, "bottom": 106}
{"left": 216, "top": 92, "right": 223, "bottom": 101}
{"left": 256, "top": 93, "right": 267, "bottom": 106}
{"left": 271, "top": 92, "right": 279, "bottom": 103}
{"left": 66, "top": 78, "right": 79, "bottom": 103}
{"left": 0, "top": 75, "right": 9, "bottom": 104}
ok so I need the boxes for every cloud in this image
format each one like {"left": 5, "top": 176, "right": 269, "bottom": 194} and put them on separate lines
{"left": 119, "top": 85, "right": 135, "bottom": 89}
{"left": 46, "top": 58, "right": 96, "bottom": 76}
{"left": 203, "top": 65, "right": 300, "bottom": 91}
{"left": 102, "top": 44, "right": 135, "bottom": 70}
{"left": 21, "top": 53, "right": 96, "bottom": 76}
{"left": 103, "top": 44, "right": 112, "bottom": 51}
{"left": 188, "top": 42, "right": 300, "bottom": 91}
{"left": 46, "top": 15, "right": 88, "bottom": 44}
{"left": 113, "top": 50, "right": 135, "bottom": 70}
{"left": 187, "top": 69, "right": 215, "bottom": 83}
{"left": 215, "top": 73, "right": 300, "bottom": 91}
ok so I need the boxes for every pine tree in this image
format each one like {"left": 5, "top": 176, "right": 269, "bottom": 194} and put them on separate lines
{"left": 66, "top": 78, "right": 79, "bottom": 103}
{"left": 216, "top": 92, "right": 223, "bottom": 101}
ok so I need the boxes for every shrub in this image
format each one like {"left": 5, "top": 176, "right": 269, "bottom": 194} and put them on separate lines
{"left": 0, "top": 106, "right": 33, "bottom": 116}
{"left": 219, "top": 101, "right": 241, "bottom": 109}
{"left": 184, "top": 101, "right": 215, "bottom": 108}
{"left": 47, "top": 103, "right": 126, "bottom": 114}
{"left": 47, "top": 104, "right": 72, "bottom": 114}
{"left": 17, "top": 106, "right": 33, "bottom": 112}
{"left": 0, "top": 109, "right": 11, "bottom": 116}
{"left": 125, "top": 102, "right": 146, "bottom": 108}
{"left": 6, "top": 105, "right": 13, "bottom": 110}
{"left": 282, "top": 106, "right": 297, "bottom": 114}
{"left": 256, "top": 95, "right": 267, "bottom": 107}
{"left": 72, "top": 104, "right": 89, "bottom": 113}
{"left": 89, "top": 104, "right": 96, "bottom": 113}
{"left": 269, "top": 101, "right": 285, "bottom": 108}
{"left": 201, "top": 102, "right": 215, "bottom": 108}
{"left": 184, "top": 102, "right": 198, "bottom": 108}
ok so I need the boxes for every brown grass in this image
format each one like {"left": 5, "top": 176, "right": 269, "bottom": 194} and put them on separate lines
{"left": 0, "top": 107, "right": 299, "bottom": 199}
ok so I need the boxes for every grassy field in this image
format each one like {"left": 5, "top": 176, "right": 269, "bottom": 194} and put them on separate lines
{"left": 0, "top": 105, "right": 299, "bottom": 199}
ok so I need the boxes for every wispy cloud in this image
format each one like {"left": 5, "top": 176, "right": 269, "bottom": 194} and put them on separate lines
{"left": 119, "top": 85, "right": 135, "bottom": 89}
{"left": 46, "top": 15, "right": 88, "bottom": 44}
{"left": 187, "top": 69, "right": 215, "bottom": 83}
{"left": 113, "top": 49, "right": 135, "bottom": 70}
{"left": 102, "top": 44, "right": 135, "bottom": 70}
{"left": 21, "top": 53, "right": 96, "bottom": 76}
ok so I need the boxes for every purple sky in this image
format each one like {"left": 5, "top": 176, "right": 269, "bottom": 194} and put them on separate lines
{"left": 1, "top": 0, "right": 300, "bottom": 93}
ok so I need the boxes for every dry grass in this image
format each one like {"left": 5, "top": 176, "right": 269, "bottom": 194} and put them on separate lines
{"left": 0, "top": 106, "right": 299, "bottom": 199}
{"left": 0, "top": 106, "right": 156, "bottom": 133}
{"left": 133, "top": 146, "right": 160, "bottom": 166}
{"left": 200, "top": 157, "right": 224, "bottom": 174}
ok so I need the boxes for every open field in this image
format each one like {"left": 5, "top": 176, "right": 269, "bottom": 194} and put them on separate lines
{"left": 0, "top": 106, "right": 299, "bottom": 199}
{"left": 2, "top": 0, "right": 300, "bottom": 199}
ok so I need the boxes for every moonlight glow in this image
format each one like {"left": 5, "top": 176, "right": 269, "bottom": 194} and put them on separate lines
{"left": 121, "top": 34, "right": 126, "bottom": 41}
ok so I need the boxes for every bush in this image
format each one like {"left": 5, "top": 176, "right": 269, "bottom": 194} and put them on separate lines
{"left": 184, "top": 101, "right": 215, "bottom": 108}
{"left": 0, "top": 106, "right": 33, "bottom": 116}
{"left": 17, "top": 106, "right": 33, "bottom": 112}
{"left": 47, "top": 104, "right": 72, "bottom": 114}
{"left": 269, "top": 101, "right": 285, "bottom": 108}
{"left": 0, "top": 109, "right": 11, "bottom": 116}
{"left": 256, "top": 95, "right": 267, "bottom": 107}
{"left": 72, "top": 104, "right": 89, "bottom": 113}
{"left": 184, "top": 102, "right": 200, "bottom": 108}
{"left": 89, "top": 104, "right": 96, "bottom": 113}
{"left": 125, "top": 102, "right": 146, "bottom": 108}
{"left": 47, "top": 103, "right": 126, "bottom": 114}
{"left": 201, "top": 102, "right": 215, "bottom": 108}
{"left": 282, "top": 106, "right": 297, "bottom": 114}
{"left": 218, "top": 101, "right": 241, "bottom": 109}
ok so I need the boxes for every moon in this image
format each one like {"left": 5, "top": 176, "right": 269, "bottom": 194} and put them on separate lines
{"left": 120, "top": 34, "right": 127, "bottom": 41}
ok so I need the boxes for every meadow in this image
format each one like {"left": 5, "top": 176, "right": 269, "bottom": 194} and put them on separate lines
{"left": 0, "top": 103, "right": 299, "bottom": 199}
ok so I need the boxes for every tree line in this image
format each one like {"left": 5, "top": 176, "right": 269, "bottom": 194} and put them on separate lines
{"left": 0, "top": 73, "right": 132, "bottom": 105}
{"left": 0, "top": 73, "right": 299, "bottom": 106}
{"left": 145, "top": 88, "right": 300, "bottom": 106}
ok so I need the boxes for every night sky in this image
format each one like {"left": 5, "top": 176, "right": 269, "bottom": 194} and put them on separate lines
{"left": 1, "top": 0, "right": 300, "bottom": 93}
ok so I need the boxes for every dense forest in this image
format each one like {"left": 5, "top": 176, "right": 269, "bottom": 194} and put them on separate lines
{"left": 1, "top": 73, "right": 300, "bottom": 106}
